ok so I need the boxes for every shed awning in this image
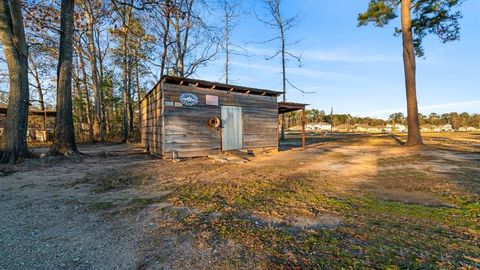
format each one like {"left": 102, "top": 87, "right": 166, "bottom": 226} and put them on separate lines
{"left": 278, "top": 102, "right": 308, "bottom": 114}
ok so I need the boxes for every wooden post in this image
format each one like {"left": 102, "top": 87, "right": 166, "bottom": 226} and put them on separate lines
{"left": 301, "top": 109, "right": 306, "bottom": 149}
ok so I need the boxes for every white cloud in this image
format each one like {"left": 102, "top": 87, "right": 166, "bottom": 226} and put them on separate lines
{"left": 420, "top": 100, "right": 480, "bottom": 110}
{"left": 230, "top": 61, "right": 364, "bottom": 81}
{"left": 243, "top": 46, "right": 401, "bottom": 63}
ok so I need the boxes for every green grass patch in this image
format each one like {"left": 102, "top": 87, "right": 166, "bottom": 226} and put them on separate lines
{"left": 89, "top": 201, "right": 114, "bottom": 210}
{"left": 357, "top": 197, "right": 480, "bottom": 231}
{"left": 128, "top": 197, "right": 158, "bottom": 206}
{"left": 170, "top": 173, "right": 480, "bottom": 268}
{"left": 173, "top": 177, "right": 350, "bottom": 218}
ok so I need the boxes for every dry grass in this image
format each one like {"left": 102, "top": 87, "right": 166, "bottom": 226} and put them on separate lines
{"left": 80, "top": 133, "right": 480, "bottom": 269}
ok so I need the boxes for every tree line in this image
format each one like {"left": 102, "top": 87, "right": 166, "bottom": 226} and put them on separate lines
{"left": 389, "top": 112, "right": 480, "bottom": 129}
{"left": 0, "top": 0, "right": 467, "bottom": 163}
{"left": 284, "top": 110, "right": 480, "bottom": 130}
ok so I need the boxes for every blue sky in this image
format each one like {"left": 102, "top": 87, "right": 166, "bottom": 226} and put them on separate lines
{"left": 196, "top": 0, "right": 480, "bottom": 119}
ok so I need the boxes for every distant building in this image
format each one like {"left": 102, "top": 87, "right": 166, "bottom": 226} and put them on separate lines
{"left": 367, "top": 126, "right": 384, "bottom": 133}
{"left": 441, "top": 124, "right": 454, "bottom": 132}
{"left": 458, "top": 126, "right": 477, "bottom": 132}
{"left": 383, "top": 125, "right": 393, "bottom": 132}
{"left": 421, "top": 124, "right": 441, "bottom": 132}
{"left": 0, "top": 107, "right": 56, "bottom": 142}
{"left": 306, "top": 122, "right": 332, "bottom": 131}
{"left": 394, "top": 124, "right": 407, "bottom": 132}
{"left": 333, "top": 124, "right": 353, "bottom": 132}
{"left": 354, "top": 124, "right": 370, "bottom": 132}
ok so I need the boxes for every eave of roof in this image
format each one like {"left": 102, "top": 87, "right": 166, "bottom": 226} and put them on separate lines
{"left": 278, "top": 102, "right": 308, "bottom": 114}
{"left": 142, "top": 75, "right": 283, "bottom": 103}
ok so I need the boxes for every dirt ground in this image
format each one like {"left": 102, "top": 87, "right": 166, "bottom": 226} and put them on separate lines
{"left": 1, "top": 133, "right": 479, "bottom": 269}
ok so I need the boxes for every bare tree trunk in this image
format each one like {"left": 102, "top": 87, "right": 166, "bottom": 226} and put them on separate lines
{"left": 225, "top": 8, "right": 229, "bottom": 84}
{"left": 30, "top": 59, "right": 46, "bottom": 131}
{"left": 95, "top": 27, "right": 108, "bottom": 137}
{"left": 83, "top": 1, "right": 104, "bottom": 141}
{"left": 179, "top": 0, "right": 194, "bottom": 77}
{"left": 280, "top": 25, "right": 286, "bottom": 141}
{"left": 50, "top": 0, "right": 78, "bottom": 155}
{"left": 174, "top": 10, "right": 181, "bottom": 76}
{"left": 103, "top": 79, "right": 112, "bottom": 136}
{"left": 401, "top": 0, "right": 423, "bottom": 146}
{"left": 128, "top": 57, "right": 134, "bottom": 134}
{"left": 135, "top": 53, "right": 141, "bottom": 133}
{"left": 0, "top": 0, "right": 32, "bottom": 163}
{"left": 160, "top": 0, "right": 170, "bottom": 77}
{"left": 73, "top": 69, "right": 85, "bottom": 140}
{"left": 122, "top": 6, "right": 129, "bottom": 143}
{"left": 76, "top": 43, "right": 94, "bottom": 140}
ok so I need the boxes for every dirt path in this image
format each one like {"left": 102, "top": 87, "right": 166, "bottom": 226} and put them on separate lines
{"left": 0, "top": 145, "right": 151, "bottom": 270}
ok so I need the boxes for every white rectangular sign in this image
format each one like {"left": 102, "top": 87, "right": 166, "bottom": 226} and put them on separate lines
{"left": 206, "top": 95, "right": 219, "bottom": 106}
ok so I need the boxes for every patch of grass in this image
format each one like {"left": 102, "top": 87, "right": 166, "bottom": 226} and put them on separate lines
{"left": 170, "top": 172, "right": 480, "bottom": 268}
{"left": 177, "top": 204, "right": 479, "bottom": 269}
{"left": 173, "top": 177, "right": 350, "bottom": 219}
{"left": 129, "top": 197, "right": 157, "bottom": 206}
{"left": 357, "top": 197, "right": 480, "bottom": 231}
{"left": 89, "top": 201, "right": 114, "bottom": 210}
{"left": 93, "top": 172, "right": 147, "bottom": 192}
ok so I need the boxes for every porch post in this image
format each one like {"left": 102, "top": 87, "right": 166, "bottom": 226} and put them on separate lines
{"left": 301, "top": 109, "right": 306, "bottom": 149}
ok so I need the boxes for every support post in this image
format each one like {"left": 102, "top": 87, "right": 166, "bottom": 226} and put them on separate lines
{"left": 301, "top": 109, "right": 306, "bottom": 149}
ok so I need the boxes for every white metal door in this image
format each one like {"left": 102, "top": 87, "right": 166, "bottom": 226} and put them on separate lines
{"left": 221, "top": 106, "right": 243, "bottom": 150}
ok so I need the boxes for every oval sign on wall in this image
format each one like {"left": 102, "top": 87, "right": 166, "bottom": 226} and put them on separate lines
{"left": 179, "top": 93, "right": 199, "bottom": 106}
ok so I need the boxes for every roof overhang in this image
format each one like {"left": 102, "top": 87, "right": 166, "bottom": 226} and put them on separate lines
{"left": 278, "top": 102, "right": 308, "bottom": 114}
{"left": 142, "top": 76, "right": 283, "bottom": 103}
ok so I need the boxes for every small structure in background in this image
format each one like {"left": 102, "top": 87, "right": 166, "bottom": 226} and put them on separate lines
{"left": 0, "top": 107, "right": 56, "bottom": 142}
{"left": 394, "top": 124, "right": 407, "bottom": 133}
{"left": 278, "top": 102, "right": 308, "bottom": 149}
{"left": 458, "top": 126, "right": 476, "bottom": 132}
{"left": 441, "top": 124, "right": 454, "bottom": 132}
{"left": 333, "top": 124, "right": 353, "bottom": 132}
{"left": 421, "top": 124, "right": 441, "bottom": 132}
{"left": 306, "top": 122, "right": 331, "bottom": 131}
{"left": 141, "top": 76, "right": 296, "bottom": 158}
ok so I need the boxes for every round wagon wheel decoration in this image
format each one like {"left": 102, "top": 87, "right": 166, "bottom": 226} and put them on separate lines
{"left": 178, "top": 92, "right": 199, "bottom": 106}
{"left": 208, "top": 117, "right": 221, "bottom": 128}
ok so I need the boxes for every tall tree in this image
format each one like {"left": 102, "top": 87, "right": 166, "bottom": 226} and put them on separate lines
{"left": 256, "top": 0, "right": 302, "bottom": 141}
{"left": 159, "top": 0, "right": 171, "bottom": 78}
{"left": 359, "top": 0, "right": 465, "bottom": 146}
{"left": 81, "top": 0, "right": 105, "bottom": 141}
{"left": 50, "top": 0, "right": 78, "bottom": 155}
{"left": 168, "top": 0, "right": 220, "bottom": 78}
{"left": 219, "top": 0, "right": 239, "bottom": 84}
{"left": 0, "top": 0, "right": 32, "bottom": 163}
{"left": 74, "top": 37, "right": 94, "bottom": 140}
{"left": 121, "top": 3, "right": 131, "bottom": 142}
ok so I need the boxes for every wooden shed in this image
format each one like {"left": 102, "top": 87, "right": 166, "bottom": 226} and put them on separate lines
{"left": 140, "top": 76, "right": 283, "bottom": 158}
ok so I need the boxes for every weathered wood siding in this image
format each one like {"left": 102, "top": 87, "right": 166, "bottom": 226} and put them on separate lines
{"left": 141, "top": 83, "right": 163, "bottom": 155}
{"left": 162, "top": 83, "right": 278, "bottom": 157}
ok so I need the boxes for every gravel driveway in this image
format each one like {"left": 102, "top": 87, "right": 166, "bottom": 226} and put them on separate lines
{"left": 0, "top": 145, "right": 149, "bottom": 270}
